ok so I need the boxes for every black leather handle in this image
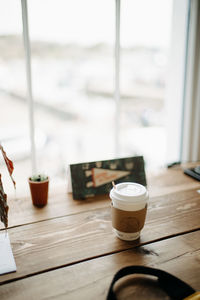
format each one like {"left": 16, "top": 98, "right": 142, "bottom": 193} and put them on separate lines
{"left": 106, "top": 265, "right": 195, "bottom": 300}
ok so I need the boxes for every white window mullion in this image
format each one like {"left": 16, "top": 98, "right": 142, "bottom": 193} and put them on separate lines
{"left": 114, "top": 0, "right": 121, "bottom": 156}
{"left": 21, "top": 0, "right": 37, "bottom": 174}
{"left": 165, "top": 0, "right": 189, "bottom": 164}
{"left": 181, "top": 0, "right": 200, "bottom": 162}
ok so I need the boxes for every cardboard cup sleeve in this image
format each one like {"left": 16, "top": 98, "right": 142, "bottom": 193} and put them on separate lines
{"left": 111, "top": 204, "right": 147, "bottom": 233}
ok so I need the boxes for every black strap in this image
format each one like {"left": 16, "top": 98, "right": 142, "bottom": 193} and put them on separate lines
{"left": 106, "top": 265, "right": 195, "bottom": 300}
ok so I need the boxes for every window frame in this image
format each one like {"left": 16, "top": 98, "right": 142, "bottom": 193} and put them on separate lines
{"left": 21, "top": 0, "right": 199, "bottom": 171}
{"left": 181, "top": 0, "right": 200, "bottom": 162}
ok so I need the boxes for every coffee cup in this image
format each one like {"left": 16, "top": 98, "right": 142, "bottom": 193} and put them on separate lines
{"left": 110, "top": 182, "right": 148, "bottom": 241}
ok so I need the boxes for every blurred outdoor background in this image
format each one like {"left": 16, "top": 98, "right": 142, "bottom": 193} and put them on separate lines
{"left": 0, "top": 0, "right": 173, "bottom": 196}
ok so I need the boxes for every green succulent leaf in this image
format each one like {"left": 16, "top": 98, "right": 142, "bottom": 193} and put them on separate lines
{"left": 30, "top": 174, "right": 48, "bottom": 182}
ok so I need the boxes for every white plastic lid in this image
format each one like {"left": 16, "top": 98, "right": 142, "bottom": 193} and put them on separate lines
{"left": 110, "top": 182, "right": 148, "bottom": 203}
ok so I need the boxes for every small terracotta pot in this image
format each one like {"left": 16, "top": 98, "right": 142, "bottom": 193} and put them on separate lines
{"left": 28, "top": 177, "right": 49, "bottom": 207}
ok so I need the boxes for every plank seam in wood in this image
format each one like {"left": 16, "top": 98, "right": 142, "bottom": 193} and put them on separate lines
{"left": 0, "top": 228, "right": 199, "bottom": 286}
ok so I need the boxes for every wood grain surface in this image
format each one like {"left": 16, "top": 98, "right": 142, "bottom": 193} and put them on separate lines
{"left": 0, "top": 187, "right": 199, "bottom": 284}
{"left": 0, "top": 166, "right": 199, "bottom": 300}
{"left": 0, "top": 230, "right": 199, "bottom": 300}
{"left": 4, "top": 165, "right": 200, "bottom": 229}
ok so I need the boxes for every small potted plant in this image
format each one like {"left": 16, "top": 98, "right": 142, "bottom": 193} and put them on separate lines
{"left": 28, "top": 174, "right": 49, "bottom": 207}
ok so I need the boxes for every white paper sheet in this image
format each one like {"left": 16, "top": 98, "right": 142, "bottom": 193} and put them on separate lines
{"left": 67, "top": 165, "right": 72, "bottom": 193}
{"left": 0, "top": 232, "right": 17, "bottom": 275}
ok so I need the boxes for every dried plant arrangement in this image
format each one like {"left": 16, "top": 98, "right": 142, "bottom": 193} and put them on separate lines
{"left": 0, "top": 144, "right": 15, "bottom": 228}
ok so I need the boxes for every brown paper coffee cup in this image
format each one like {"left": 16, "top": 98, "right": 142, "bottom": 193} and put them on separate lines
{"left": 111, "top": 203, "right": 147, "bottom": 233}
{"left": 110, "top": 182, "right": 148, "bottom": 240}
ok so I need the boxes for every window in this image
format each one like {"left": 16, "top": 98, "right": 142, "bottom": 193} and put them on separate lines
{"left": 1, "top": 0, "right": 196, "bottom": 197}
{"left": 0, "top": 0, "right": 31, "bottom": 195}
{"left": 120, "top": 0, "right": 173, "bottom": 168}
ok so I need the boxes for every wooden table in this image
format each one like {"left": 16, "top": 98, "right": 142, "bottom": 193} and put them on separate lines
{"left": 0, "top": 164, "right": 200, "bottom": 299}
